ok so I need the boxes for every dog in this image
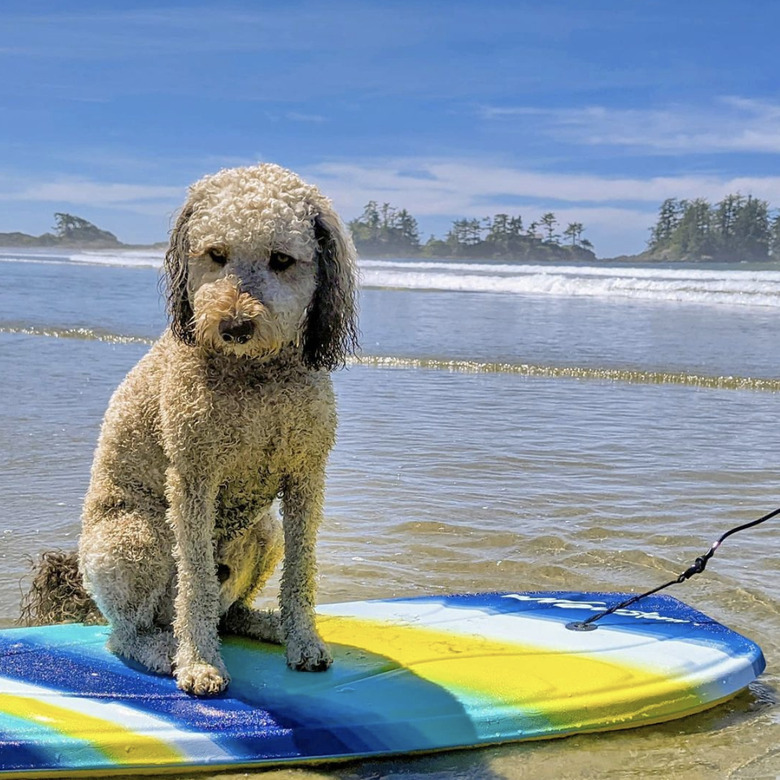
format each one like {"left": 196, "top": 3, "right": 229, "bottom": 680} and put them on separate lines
{"left": 23, "top": 163, "right": 358, "bottom": 696}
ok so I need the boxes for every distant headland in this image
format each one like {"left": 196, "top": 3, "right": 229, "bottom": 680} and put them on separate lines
{"left": 0, "top": 213, "right": 165, "bottom": 250}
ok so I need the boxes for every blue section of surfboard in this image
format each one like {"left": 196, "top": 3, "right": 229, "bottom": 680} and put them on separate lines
{"left": 0, "top": 592, "right": 765, "bottom": 777}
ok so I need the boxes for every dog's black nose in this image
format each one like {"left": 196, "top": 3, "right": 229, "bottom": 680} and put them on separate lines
{"left": 219, "top": 320, "right": 254, "bottom": 344}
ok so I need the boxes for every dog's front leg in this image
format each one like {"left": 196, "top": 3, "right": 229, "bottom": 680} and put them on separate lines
{"left": 166, "top": 468, "right": 229, "bottom": 695}
{"left": 280, "top": 467, "right": 332, "bottom": 672}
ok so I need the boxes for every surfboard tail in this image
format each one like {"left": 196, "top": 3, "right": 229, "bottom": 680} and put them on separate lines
{"left": 19, "top": 549, "right": 104, "bottom": 626}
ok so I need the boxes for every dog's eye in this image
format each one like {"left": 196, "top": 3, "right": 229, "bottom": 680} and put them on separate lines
{"left": 269, "top": 251, "right": 296, "bottom": 272}
{"left": 208, "top": 248, "right": 228, "bottom": 266}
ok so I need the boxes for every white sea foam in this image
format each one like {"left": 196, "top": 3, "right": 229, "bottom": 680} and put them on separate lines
{"left": 67, "top": 249, "right": 164, "bottom": 268}
{"left": 359, "top": 259, "right": 780, "bottom": 307}
{"left": 0, "top": 248, "right": 164, "bottom": 268}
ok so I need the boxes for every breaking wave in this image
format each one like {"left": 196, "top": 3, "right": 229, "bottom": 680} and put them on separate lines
{"left": 360, "top": 259, "right": 780, "bottom": 307}
{"left": 4, "top": 248, "right": 780, "bottom": 307}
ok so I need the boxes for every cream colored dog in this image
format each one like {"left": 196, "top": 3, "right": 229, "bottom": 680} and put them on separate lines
{"left": 29, "top": 164, "right": 358, "bottom": 696}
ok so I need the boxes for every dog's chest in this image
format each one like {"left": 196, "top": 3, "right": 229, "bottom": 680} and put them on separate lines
{"left": 205, "top": 370, "right": 333, "bottom": 540}
{"left": 212, "top": 375, "right": 317, "bottom": 455}
{"left": 210, "top": 413, "right": 294, "bottom": 541}
{"left": 214, "top": 479, "right": 278, "bottom": 540}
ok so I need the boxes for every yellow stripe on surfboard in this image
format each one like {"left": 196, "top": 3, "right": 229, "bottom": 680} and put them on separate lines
{"left": 316, "top": 615, "right": 703, "bottom": 726}
{"left": 0, "top": 694, "right": 184, "bottom": 765}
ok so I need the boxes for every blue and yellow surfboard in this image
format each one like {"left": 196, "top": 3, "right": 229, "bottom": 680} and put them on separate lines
{"left": 0, "top": 592, "right": 765, "bottom": 777}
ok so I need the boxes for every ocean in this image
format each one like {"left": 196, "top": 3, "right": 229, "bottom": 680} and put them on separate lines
{"left": 0, "top": 248, "right": 778, "bottom": 779}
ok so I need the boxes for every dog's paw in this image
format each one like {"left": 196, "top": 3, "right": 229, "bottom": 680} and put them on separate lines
{"left": 175, "top": 662, "right": 230, "bottom": 696}
{"left": 286, "top": 634, "right": 333, "bottom": 672}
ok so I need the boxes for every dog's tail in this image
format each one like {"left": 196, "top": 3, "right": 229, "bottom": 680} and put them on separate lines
{"left": 20, "top": 550, "right": 104, "bottom": 626}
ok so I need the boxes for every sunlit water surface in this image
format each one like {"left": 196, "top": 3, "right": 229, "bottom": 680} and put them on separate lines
{"left": 0, "top": 250, "right": 777, "bottom": 779}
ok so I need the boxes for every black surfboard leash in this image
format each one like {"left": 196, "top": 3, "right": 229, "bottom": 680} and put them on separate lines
{"left": 566, "top": 505, "right": 779, "bottom": 632}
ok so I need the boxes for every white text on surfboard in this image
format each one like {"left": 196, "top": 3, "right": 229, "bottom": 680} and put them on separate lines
{"left": 501, "top": 594, "right": 690, "bottom": 624}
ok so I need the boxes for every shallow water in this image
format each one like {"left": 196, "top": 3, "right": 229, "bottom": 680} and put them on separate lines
{"left": 0, "top": 250, "right": 777, "bottom": 778}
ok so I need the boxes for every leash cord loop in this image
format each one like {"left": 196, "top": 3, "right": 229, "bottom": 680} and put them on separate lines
{"left": 571, "top": 506, "right": 779, "bottom": 629}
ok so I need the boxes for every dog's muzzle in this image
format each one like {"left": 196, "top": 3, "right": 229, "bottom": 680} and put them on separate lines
{"left": 219, "top": 319, "right": 255, "bottom": 345}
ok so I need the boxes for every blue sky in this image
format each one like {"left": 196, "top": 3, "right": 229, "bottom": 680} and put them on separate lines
{"left": 2, "top": 1, "right": 780, "bottom": 256}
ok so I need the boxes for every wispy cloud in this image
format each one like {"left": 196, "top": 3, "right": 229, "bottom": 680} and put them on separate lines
{"left": 0, "top": 177, "right": 183, "bottom": 213}
{"left": 308, "top": 158, "right": 780, "bottom": 214}
{"left": 284, "top": 112, "right": 328, "bottom": 124}
{"left": 480, "top": 97, "right": 780, "bottom": 155}
{"left": 262, "top": 111, "right": 328, "bottom": 124}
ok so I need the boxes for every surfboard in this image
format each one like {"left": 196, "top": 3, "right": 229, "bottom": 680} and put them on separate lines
{"left": 0, "top": 591, "right": 765, "bottom": 777}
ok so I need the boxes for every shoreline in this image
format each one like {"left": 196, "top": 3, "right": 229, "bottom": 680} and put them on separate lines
{"left": 3, "top": 243, "right": 780, "bottom": 268}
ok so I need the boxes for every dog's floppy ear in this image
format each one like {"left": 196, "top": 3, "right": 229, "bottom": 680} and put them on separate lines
{"left": 303, "top": 206, "right": 359, "bottom": 370}
{"left": 162, "top": 205, "right": 195, "bottom": 344}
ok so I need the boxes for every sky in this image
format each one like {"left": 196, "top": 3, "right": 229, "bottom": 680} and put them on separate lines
{"left": 2, "top": 0, "right": 780, "bottom": 257}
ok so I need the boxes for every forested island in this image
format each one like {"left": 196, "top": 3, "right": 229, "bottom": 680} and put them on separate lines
{"left": 348, "top": 202, "right": 596, "bottom": 261}
{"left": 637, "top": 195, "right": 780, "bottom": 262}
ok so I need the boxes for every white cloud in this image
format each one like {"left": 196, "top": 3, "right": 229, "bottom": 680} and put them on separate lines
{"left": 480, "top": 97, "right": 780, "bottom": 155}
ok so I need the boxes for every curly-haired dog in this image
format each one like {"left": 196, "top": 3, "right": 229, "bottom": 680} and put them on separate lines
{"left": 24, "top": 163, "right": 358, "bottom": 696}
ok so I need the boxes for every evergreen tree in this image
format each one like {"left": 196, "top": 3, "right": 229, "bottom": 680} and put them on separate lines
{"left": 770, "top": 213, "right": 780, "bottom": 259}
{"left": 713, "top": 194, "right": 743, "bottom": 247}
{"left": 394, "top": 209, "right": 420, "bottom": 248}
{"left": 539, "top": 212, "right": 559, "bottom": 243}
{"left": 562, "top": 222, "right": 584, "bottom": 247}
{"left": 673, "top": 199, "right": 713, "bottom": 258}
{"left": 348, "top": 201, "right": 381, "bottom": 245}
{"left": 446, "top": 218, "right": 483, "bottom": 254}
{"left": 648, "top": 198, "right": 684, "bottom": 250}
{"left": 484, "top": 213, "right": 524, "bottom": 256}
{"left": 731, "top": 195, "right": 769, "bottom": 261}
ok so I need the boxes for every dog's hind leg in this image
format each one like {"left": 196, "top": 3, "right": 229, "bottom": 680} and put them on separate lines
{"left": 221, "top": 603, "right": 283, "bottom": 644}
{"left": 218, "top": 508, "right": 284, "bottom": 644}
{"left": 80, "top": 509, "right": 177, "bottom": 675}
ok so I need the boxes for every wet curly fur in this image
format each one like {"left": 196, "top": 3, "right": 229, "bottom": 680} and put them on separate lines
{"left": 20, "top": 551, "right": 103, "bottom": 626}
{"left": 22, "top": 163, "right": 358, "bottom": 696}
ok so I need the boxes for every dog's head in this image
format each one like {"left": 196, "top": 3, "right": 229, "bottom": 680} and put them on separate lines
{"left": 163, "top": 163, "right": 358, "bottom": 370}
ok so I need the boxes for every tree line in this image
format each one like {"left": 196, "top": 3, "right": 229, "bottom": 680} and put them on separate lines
{"left": 348, "top": 201, "right": 596, "bottom": 261}
{"left": 647, "top": 195, "right": 780, "bottom": 262}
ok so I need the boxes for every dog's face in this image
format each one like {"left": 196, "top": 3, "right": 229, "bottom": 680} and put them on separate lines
{"left": 164, "top": 164, "right": 358, "bottom": 369}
